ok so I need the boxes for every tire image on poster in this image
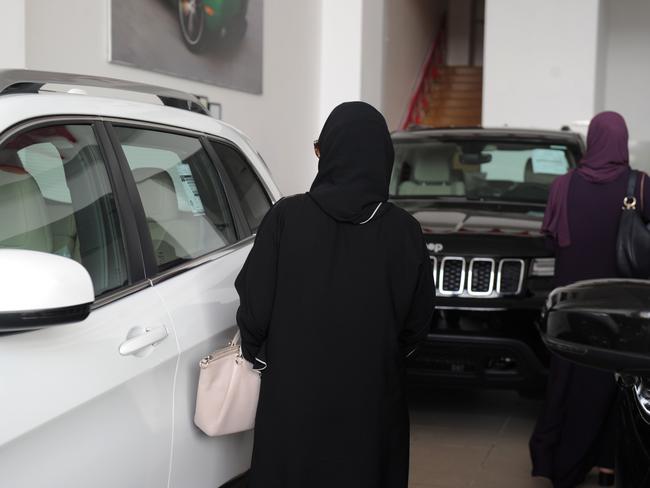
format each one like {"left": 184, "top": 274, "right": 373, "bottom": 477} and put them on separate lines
{"left": 177, "top": 0, "right": 249, "bottom": 53}
{"left": 110, "top": 0, "right": 261, "bottom": 94}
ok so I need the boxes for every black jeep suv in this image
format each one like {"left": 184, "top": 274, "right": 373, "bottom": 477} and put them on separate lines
{"left": 390, "top": 127, "right": 585, "bottom": 393}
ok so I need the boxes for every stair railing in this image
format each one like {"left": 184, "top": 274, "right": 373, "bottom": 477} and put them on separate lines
{"left": 401, "top": 16, "right": 448, "bottom": 130}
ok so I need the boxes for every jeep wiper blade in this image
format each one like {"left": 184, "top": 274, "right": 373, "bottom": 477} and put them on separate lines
{"left": 465, "top": 196, "right": 546, "bottom": 206}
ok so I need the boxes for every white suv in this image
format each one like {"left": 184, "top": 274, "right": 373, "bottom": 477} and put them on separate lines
{"left": 0, "top": 70, "right": 280, "bottom": 488}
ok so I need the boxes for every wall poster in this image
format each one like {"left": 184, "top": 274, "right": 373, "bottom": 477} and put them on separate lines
{"left": 110, "top": 0, "right": 263, "bottom": 94}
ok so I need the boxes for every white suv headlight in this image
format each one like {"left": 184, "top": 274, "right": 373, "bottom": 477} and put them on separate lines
{"left": 530, "top": 258, "right": 555, "bottom": 277}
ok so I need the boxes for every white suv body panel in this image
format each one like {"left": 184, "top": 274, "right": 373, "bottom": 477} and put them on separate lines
{"left": 154, "top": 244, "right": 256, "bottom": 487}
{"left": 0, "top": 93, "right": 280, "bottom": 487}
{"left": 0, "top": 288, "right": 178, "bottom": 487}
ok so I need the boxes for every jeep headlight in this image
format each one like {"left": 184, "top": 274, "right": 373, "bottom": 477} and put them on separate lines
{"left": 530, "top": 258, "right": 555, "bottom": 277}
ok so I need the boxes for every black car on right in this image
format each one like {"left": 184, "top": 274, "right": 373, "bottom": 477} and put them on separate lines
{"left": 541, "top": 279, "right": 650, "bottom": 487}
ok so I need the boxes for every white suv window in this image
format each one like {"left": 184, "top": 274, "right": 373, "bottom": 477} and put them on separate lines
{"left": 0, "top": 124, "right": 128, "bottom": 296}
{"left": 114, "top": 127, "right": 237, "bottom": 271}
{"left": 211, "top": 141, "right": 271, "bottom": 232}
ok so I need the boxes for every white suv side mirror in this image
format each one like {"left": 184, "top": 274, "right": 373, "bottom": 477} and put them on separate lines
{"left": 0, "top": 250, "right": 95, "bottom": 332}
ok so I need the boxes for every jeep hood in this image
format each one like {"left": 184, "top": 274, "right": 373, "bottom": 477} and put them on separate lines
{"left": 392, "top": 200, "right": 551, "bottom": 257}
{"left": 395, "top": 200, "right": 545, "bottom": 237}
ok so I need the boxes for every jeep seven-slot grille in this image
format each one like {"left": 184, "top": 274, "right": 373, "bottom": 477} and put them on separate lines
{"left": 468, "top": 259, "right": 495, "bottom": 295}
{"left": 440, "top": 258, "right": 465, "bottom": 294}
{"left": 497, "top": 259, "right": 525, "bottom": 294}
{"left": 433, "top": 257, "right": 525, "bottom": 297}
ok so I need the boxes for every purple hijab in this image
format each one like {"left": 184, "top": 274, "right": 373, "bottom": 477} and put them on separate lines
{"left": 542, "top": 111, "right": 630, "bottom": 247}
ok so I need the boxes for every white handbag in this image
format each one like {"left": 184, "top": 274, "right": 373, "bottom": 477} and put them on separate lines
{"left": 194, "top": 330, "right": 261, "bottom": 436}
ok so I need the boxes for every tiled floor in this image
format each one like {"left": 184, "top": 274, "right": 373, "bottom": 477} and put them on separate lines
{"left": 408, "top": 387, "right": 601, "bottom": 488}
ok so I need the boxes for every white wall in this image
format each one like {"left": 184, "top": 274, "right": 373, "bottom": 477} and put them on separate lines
{"left": 318, "top": 0, "right": 386, "bottom": 129}
{"left": 483, "top": 0, "right": 601, "bottom": 129}
{"left": 593, "top": 0, "right": 609, "bottom": 113}
{"left": 318, "top": 0, "right": 363, "bottom": 127}
{"left": 21, "top": 0, "right": 322, "bottom": 196}
{"left": 601, "top": 0, "right": 650, "bottom": 170}
{"left": 0, "top": 0, "right": 26, "bottom": 68}
{"left": 361, "top": 0, "right": 386, "bottom": 113}
{"left": 382, "top": 0, "right": 447, "bottom": 130}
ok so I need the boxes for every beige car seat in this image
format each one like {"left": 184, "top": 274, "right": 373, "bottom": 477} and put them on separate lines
{"left": 0, "top": 148, "right": 53, "bottom": 253}
{"left": 398, "top": 147, "right": 466, "bottom": 196}
{"left": 132, "top": 167, "right": 186, "bottom": 266}
{"left": 134, "top": 166, "right": 232, "bottom": 267}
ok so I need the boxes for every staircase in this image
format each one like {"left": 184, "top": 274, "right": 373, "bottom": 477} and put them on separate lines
{"left": 402, "top": 18, "right": 483, "bottom": 129}
{"left": 418, "top": 66, "right": 482, "bottom": 128}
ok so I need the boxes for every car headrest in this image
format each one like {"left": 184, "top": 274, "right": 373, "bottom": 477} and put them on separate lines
{"left": 0, "top": 152, "right": 52, "bottom": 253}
{"left": 411, "top": 147, "right": 453, "bottom": 183}
{"left": 132, "top": 167, "right": 179, "bottom": 222}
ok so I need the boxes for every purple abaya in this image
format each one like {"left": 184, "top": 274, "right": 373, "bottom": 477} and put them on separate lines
{"left": 531, "top": 170, "right": 650, "bottom": 487}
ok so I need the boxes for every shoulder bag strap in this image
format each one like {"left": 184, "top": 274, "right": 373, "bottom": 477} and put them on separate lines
{"left": 641, "top": 172, "right": 646, "bottom": 214}
{"left": 624, "top": 170, "right": 638, "bottom": 210}
{"left": 628, "top": 170, "right": 637, "bottom": 197}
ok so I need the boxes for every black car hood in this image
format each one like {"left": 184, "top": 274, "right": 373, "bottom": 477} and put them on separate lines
{"left": 407, "top": 202, "right": 544, "bottom": 236}
{"left": 393, "top": 199, "right": 550, "bottom": 257}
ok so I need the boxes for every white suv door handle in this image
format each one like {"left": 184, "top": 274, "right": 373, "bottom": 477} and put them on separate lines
{"left": 119, "top": 326, "right": 168, "bottom": 356}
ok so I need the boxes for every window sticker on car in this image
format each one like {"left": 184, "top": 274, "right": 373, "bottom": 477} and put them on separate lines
{"left": 176, "top": 163, "right": 206, "bottom": 216}
{"left": 531, "top": 149, "right": 568, "bottom": 175}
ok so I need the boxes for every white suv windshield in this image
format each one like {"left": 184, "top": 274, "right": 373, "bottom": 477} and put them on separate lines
{"left": 390, "top": 139, "right": 577, "bottom": 203}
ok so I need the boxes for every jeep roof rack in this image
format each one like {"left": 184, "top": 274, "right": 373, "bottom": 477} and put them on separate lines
{"left": 0, "top": 69, "right": 209, "bottom": 115}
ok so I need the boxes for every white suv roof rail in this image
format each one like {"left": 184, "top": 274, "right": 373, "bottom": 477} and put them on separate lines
{"left": 0, "top": 69, "right": 209, "bottom": 115}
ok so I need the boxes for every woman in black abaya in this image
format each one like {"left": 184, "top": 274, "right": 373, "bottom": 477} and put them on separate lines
{"left": 235, "top": 102, "right": 435, "bottom": 488}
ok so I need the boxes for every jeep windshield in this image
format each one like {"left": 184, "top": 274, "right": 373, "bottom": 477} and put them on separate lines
{"left": 390, "top": 139, "right": 578, "bottom": 203}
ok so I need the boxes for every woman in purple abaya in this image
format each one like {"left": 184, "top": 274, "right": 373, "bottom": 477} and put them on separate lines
{"left": 529, "top": 112, "right": 650, "bottom": 488}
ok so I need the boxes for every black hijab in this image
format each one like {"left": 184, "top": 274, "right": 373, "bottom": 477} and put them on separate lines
{"left": 309, "top": 101, "right": 395, "bottom": 224}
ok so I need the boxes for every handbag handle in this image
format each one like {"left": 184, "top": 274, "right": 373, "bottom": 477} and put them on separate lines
{"left": 229, "top": 329, "right": 241, "bottom": 347}
{"left": 229, "top": 330, "right": 267, "bottom": 370}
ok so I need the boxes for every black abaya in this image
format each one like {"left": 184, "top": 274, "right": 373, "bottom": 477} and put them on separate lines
{"left": 235, "top": 103, "right": 435, "bottom": 488}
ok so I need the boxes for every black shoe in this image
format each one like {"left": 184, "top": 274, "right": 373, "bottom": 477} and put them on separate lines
{"left": 599, "top": 471, "right": 615, "bottom": 487}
